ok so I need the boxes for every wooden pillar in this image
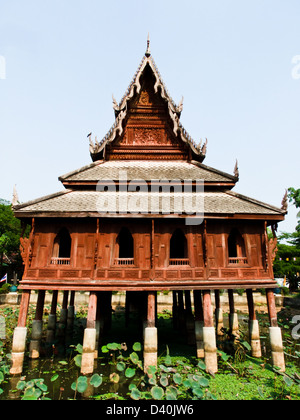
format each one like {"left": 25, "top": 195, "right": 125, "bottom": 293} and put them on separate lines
{"left": 266, "top": 289, "right": 285, "bottom": 371}
{"left": 214, "top": 290, "right": 224, "bottom": 336}
{"left": 147, "top": 291, "right": 156, "bottom": 327}
{"left": 172, "top": 291, "right": 178, "bottom": 330}
{"left": 125, "top": 291, "right": 130, "bottom": 327}
{"left": 81, "top": 292, "right": 97, "bottom": 375}
{"left": 46, "top": 290, "right": 58, "bottom": 343}
{"left": 95, "top": 292, "right": 102, "bottom": 357}
{"left": 194, "top": 290, "right": 204, "bottom": 358}
{"left": 10, "top": 290, "right": 31, "bottom": 375}
{"left": 202, "top": 290, "right": 218, "bottom": 373}
{"left": 185, "top": 291, "right": 195, "bottom": 345}
{"left": 67, "top": 291, "right": 76, "bottom": 330}
{"left": 266, "top": 289, "right": 278, "bottom": 327}
{"left": 228, "top": 289, "right": 239, "bottom": 338}
{"left": 246, "top": 289, "right": 262, "bottom": 358}
{"left": 177, "top": 291, "right": 185, "bottom": 332}
{"left": 29, "top": 290, "right": 46, "bottom": 359}
{"left": 144, "top": 291, "right": 157, "bottom": 372}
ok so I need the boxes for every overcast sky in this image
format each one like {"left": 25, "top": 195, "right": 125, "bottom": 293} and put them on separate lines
{"left": 0, "top": 0, "right": 299, "bottom": 233}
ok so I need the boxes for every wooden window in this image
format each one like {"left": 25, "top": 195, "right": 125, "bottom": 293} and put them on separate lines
{"left": 169, "top": 229, "right": 189, "bottom": 265}
{"left": 51, "top": 228, "right": 71, "bottom": 265}
{"left": 114, "top": 227, "right": 134, "bottom": 266}
{"left": 228, "top": 229, "right": 248, "bottom": 265}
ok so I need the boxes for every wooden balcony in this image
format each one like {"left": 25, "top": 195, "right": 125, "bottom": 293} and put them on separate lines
{"left": 114, "top": 258, "right": 135, "bottom": 266}
{"left": 169, "top": 258, "right": 190, "bottom": 266}
{"left": 228, "top": 257, "right": 248, "bottom": 265}
{"left": 50, "top": 257, "right": 71, "bottom": 266}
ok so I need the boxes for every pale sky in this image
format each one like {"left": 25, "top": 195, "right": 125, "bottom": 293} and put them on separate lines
{"left": 0, "top": 0, "right": 299, "bottom": 234}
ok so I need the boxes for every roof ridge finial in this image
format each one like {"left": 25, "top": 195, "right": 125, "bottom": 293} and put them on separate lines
{"left": 145, "top": 33, "right": 151, "bottom": 57}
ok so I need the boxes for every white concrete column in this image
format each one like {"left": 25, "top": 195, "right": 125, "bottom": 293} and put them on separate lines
{"left": 229, "top": 313, "right": 239, "bottom": 338}
{"left": 249, "top": 320, "right": 262, "bottom": 358}
{"left": 29, "top": 320, "right": 43, "bottom": 359}
{"left": 195, "top": 320, "right": 204, "bottom": 358}
{"left": 81, "top": 328, "right": 97, "bottom": 375}
{"left": 203, "top": 326, "right": 218, "bottom": 374}
{"left": 10, "top": 327, "right": 28, "bottom": 375}
{"left": 269, "top": 327, "right": 285, "bottom": 372}
{"left": 215, "top": 308, "right": 224, "bottom": 336}
{"left": 46, "top": 314, "right": 56, "bottom": 343}
{"left": 143, "top": 327, "right": 157, "bottom": 372}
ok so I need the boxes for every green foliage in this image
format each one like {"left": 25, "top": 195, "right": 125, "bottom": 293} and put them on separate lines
{"left": 0, "top": 204, "right": 29, "bottom": 272}
{"left": 273, "top": 241, "right": 300, "bottom": 291}
{"left": 0, "top": 283, "right": 10, "bottom": 294}
{"left": 271, "top": 187, "right": 300, "bottom": 291}
{"left": 17, "top": 378, "right": 50, "bottom": 400}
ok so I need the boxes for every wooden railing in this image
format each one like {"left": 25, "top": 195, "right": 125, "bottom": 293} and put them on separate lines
{"left": 228, "top": 257, "right": 248, "bottom": 265}
{"left": 114, "top": 258, "right": 135, "bottom": 266}
{"left": 169, "top": 258, "right": 190, "bottom": 266}
{"left": 50, "top": 257, "right": 71, "bottom": 266}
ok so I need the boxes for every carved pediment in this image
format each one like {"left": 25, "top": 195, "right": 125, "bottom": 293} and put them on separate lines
{"left": 90, "top": 49, "right": 206, "bottom": 162}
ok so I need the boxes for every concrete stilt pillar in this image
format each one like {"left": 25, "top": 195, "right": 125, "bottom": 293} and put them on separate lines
{"left": 228, "top": 290, "right": 239, "bottom": 338}
{"left": 194, "top": 290, "right": 204, "bottom": 358}
{"left": 57, "top": 291, "right": 69, "bottom": 337}
{"left": 144, "top": 327, "right": 157, "bottom": 371}
{"left": 81, "top": 292, "right": 97, "bottom": 375}
{"left": 46, "top": 291, "right": 58, "bottom": 343}
{"left": 214, "top": 290, "right": 224, "bottom": 336}
{"left": 202, "top": 290, "right": 218, "bottom": 373}
{"left": 266, "top": 289, "right": 285, "bottom": 372}
{"left": 246, "top": 289, "right": 262, "bottom": 358}
{"left": 144, "top": 292, "right": 157, "bottom": 372}
{"left": 29, "top": 290, "right": 45, "bottom": 359}
{"left": 10, "top": 290, "right": 31, "bottom": 375}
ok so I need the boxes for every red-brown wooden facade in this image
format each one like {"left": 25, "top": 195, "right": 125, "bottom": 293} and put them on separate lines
{"left": 10, "top": 42, "right": 287, "bottom": 375}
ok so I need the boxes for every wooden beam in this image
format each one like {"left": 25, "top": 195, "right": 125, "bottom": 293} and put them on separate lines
{"left": 50, "top": 290, "right": 58, "bottom": 315}
{"left": 246, "top": 289, "right": 256, "bottom": 321}
{"left": 266, "top": 289, "right": 278, "bottom": 327}
{"left": 147, "top": 291, "right": 156, "bottom": 328}
{"left": 202, "top": 290, "right": 213, "bottom": 328}
{"left": 194, "top": 290, "right": 204, "bottom": 322}
{"left": 35, "top": 290, "right": 45, "bottom": 321}
{"left": 228, "top": 289, "right": 235, "bottom": 314}
{"left": 17, "top": 290, "right": 31, "bottom": 328}
{"left": 86, "top": 292, "right": 98, "bottom": 329}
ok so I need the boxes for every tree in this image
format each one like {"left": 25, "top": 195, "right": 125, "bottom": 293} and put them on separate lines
{"left": 287, "top": 187, "right": 300, "bottom": 247}
{"left": 273, "top": 242, "right": 300, "bottom": 292}
{"left": 272, "top": 187, "right": 300, "bottom": 292}
{"left": 0, "top": 202, "right": 29, "bottom": 279}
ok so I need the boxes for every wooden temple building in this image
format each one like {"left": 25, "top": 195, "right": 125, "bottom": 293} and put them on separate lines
{"left": 10, "top": 40, "right": 287, "bottom": 375}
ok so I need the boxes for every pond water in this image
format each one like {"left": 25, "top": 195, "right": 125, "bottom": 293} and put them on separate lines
{"left": 1, "top": 311, "right": 197, "bottom": 400}
{"left": 0, "top": 310, "right": 299, "bottom": 400}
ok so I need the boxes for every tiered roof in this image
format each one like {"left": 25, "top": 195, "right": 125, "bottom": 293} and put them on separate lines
{"left": 14, "top": 41, "right": 286, "bottom": 223}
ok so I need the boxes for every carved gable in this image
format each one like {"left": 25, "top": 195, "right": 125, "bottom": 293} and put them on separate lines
{"left": 89, "top": 52, "right": 206, "bottom": 162}
{"left": 106, "top": 65, "right": 188, "bottom": 160}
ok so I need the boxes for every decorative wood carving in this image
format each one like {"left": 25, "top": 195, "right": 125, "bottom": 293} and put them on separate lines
{"left": 20, "top": 237, "right": 29, "bottom": 265}
{"left": 268, "top": 237, "right": 278, "bottom": 262}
